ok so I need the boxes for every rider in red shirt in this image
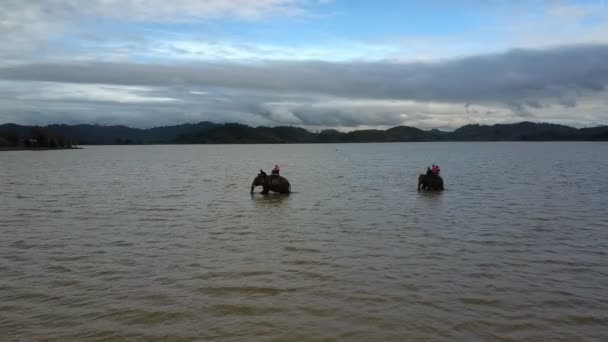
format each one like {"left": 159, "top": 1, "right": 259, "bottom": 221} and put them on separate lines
{"left": 272, "top": 164, "right": 280, "bottom": 176}
{"left": 432, "top": 164, "right": 440, "bottom": 175}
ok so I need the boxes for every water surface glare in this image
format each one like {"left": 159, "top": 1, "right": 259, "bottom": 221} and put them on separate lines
{"left": 1, "top": 143, "right": 608, "bottom": 341}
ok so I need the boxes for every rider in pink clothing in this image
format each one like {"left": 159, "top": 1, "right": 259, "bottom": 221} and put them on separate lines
{"left": 272, "top": 164, "right": 280, "bottom": 176}
{"left": 432, "top": 164, "right": 441, "bottom": 175}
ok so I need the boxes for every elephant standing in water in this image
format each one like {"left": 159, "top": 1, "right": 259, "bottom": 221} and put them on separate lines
{"left": 418, "top": 174, "right": 444, "bottom": 191}
{"left": 251, "top": 172, "right": 291, "bottom": 194}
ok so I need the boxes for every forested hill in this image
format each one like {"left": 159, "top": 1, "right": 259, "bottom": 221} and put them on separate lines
{"left": 1, "top": 121, "right": 607, "bottom": 146}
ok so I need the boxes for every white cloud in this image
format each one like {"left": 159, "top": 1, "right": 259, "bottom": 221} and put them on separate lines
{"left": 157, "top": 40, "right": 404, "bottom": 61}
{"left": 0, "top": 0, "right": 331, "bottom": 64}
{"left": 1, "top": 0, "right": 324, "bottom": 26}
{"left": 0, "top": 1, "right": 63, "bottom": 64}
{"left": 4, "top": 82, "right": 177, "bottom": 103}
{"left": 76, "top": 0, "right": 325, "bottom": 21}
{"left": 3, "top": 0, "right": 608, "bottom": 65}
{"left": 259, "top": 92, "right": 608, "bottom": 130}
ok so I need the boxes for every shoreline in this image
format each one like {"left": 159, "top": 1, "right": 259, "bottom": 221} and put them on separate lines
{"left": 0, "top": 147, "right": 83, "bottom": 151}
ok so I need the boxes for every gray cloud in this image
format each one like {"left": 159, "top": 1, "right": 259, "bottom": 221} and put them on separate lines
{"left": 524, "top": 100, "right": 544, "bottom": 109}
{"left": 558, "top": 95, "right": 578, "bottom": 107}
{"left": 1, "top": 44, "right": 607, "bottom": 106}
{"left": 1, "top": 44, "right": 608, "bottom": 129}
{"left": 1, "top": 82, "right": 604, "bottom": 129}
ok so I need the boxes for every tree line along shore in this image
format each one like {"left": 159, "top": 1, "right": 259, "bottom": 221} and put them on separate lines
{"left": 1, "top": 121, "right": 606, "bottom": 147}
{"left": 0, "top": 126, "right": 78, "bottom": 150}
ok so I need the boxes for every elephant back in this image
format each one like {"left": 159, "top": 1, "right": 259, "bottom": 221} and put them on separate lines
{"left": 419, "top": 173, "right": 444, "bottom": 189}
{"left": 428, "top": 174, "right": 443, "bottom": 184}
{"left": 269, "top": 175, "right": 289, "bottom": 186}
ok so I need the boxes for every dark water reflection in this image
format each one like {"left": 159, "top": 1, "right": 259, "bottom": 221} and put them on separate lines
{"left": 1, "top": 143, "right": 607, "bottom": 341}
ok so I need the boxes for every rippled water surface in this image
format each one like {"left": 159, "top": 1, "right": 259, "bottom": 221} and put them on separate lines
{"left": 1, "top": 143, "right": 608, "bottom": 341}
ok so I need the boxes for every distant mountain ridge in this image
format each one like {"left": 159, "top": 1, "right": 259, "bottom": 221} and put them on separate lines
{"left": 1, "top": 121, "right": 607, "bottom": 145}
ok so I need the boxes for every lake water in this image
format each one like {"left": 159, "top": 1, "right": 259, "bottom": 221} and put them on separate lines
{"left": 1, "top": 143, "right": 607, "bottom": 341}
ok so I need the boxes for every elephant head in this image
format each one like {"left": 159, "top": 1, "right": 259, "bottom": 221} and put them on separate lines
{"left": 251, "top": 172, "right": 267, "bottom": 194}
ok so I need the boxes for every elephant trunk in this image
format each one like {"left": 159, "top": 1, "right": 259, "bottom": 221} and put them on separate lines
{"left": 250, "top": 183, "right": 255, "bottom": 194}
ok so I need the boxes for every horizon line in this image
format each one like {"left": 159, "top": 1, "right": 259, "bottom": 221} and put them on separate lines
{"left": 2, "top": 120, "right": 606, "bottom": 133}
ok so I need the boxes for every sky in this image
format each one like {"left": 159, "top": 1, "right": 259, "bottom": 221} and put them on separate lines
{"left": 1, "top": 0, "right": 608, "bottom": 130}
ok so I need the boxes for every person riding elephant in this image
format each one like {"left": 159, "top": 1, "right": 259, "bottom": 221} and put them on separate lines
{"left": 251, "top": 170, "right": 290, "bottom": 194}
{"left": 271, "top": 164, "right": 280, "bottom": 177}
{"left": 418, "top": 166, "right": 444, "bottom": 191}
{"left": 432, "top": 164, "right": 441, "bottom": 175}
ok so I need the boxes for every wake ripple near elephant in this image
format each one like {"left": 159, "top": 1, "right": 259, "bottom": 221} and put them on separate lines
{"left": 251, "top": 172, "right": 291, "bottom": 194}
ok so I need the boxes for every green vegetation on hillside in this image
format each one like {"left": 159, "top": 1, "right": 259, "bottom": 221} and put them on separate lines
{"left": 1, "top": 121, "right": 606, "bottom": 146}
{"left": 0, "top": 125, "right": 77, "bottom": 149}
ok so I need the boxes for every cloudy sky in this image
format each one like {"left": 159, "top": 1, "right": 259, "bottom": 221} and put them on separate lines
{"left": 1, "top": 0, "right": 608, "bottom": 130}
